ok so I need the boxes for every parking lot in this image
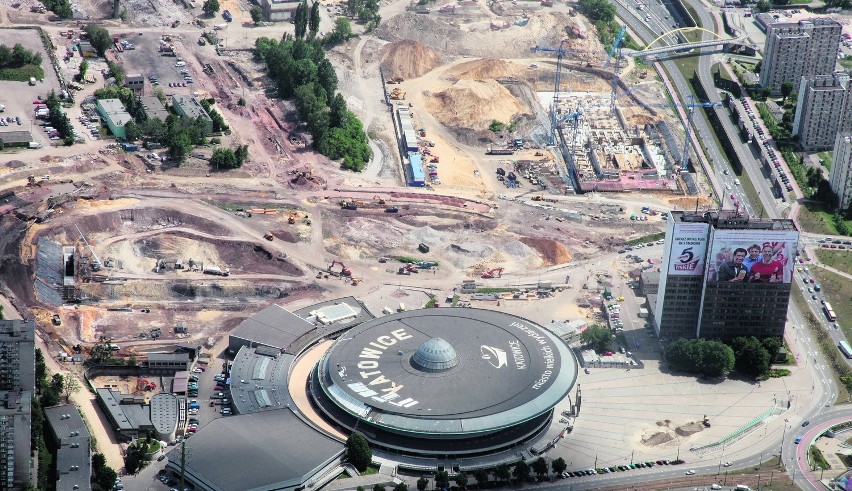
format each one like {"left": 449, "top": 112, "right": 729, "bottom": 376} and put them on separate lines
{"left": 0, "top": 28, "right": 63, "bottom": 147}
{"left": 113, "top": 32, "right": 210, "bottom": 96}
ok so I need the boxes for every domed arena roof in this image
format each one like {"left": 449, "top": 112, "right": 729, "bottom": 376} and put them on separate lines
{"left": 411, "top": 337, "right": 458, "bottom": 372}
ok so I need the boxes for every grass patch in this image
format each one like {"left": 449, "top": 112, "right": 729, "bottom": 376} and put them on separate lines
{"left": 336, "top": 472, "right": 351, "bottom": 480}
{"left": 425, "top": 295, "right": 438, "bottom": 308}
{"left": 626, "top": 231, "right": 665, "bottom": 246}
{"left": 797, "top": 201, "right": 840, "bottom": 235}
{"left": 734, "top": 166, "right": 768, "bottom": 217}
{"left": 815, "top": 249, "right": 852, "bottom": 276}
{"left": 451, "top": 294, "right": 460, "bottom": 306}
{"left": 0, "top": 64, "right": 44, "bottom": 82}
{"left": 809, "top": 446, "right": 830, "bottom": 470}
{"left": 475, "top": 287, "right": 515, "bottom": 294}
{"left": 781, "top": 338, "right": 796, "bottom": 364}
{"left": 818, "top": 151, "right": 832, "bottom": 170}
{"left": 362, "top": 466, "right": 379, "bottom": 475}
{"left": 767, "top": 368, "right": 791, "bottom": 378}
{"left": 840, "top": 57, "right": 852, "bottom": 70}
{"left": 683, "top": 4, "right": 702, "bottom": 29}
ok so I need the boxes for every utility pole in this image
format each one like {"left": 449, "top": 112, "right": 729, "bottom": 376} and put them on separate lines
{"left": 179, "top": 439, "right": 187, "bottom": 490}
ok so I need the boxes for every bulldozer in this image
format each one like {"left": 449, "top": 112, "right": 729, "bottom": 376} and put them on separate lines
{"left": 389, "top": 87, "right": 406, "bottom": 100}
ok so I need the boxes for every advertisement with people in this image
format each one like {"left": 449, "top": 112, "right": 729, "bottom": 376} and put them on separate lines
{"left": 706, "top": 230, "right": 799, "bottom": 284}
{"left": 666, "top": 222, "right": 710, "bottom": 276}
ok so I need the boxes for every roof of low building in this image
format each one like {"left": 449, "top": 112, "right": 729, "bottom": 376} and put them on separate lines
{"left": 230, "top": 304, "right": 316, "bottom": 351}
{"left": 167, "top": 410, "right": 343, "bottom": 491}
{"left": 44, "top": 404, "right": 92, "bottom": 491}
{"left": 0, "top": 130, "right": 34, "bottom": 144}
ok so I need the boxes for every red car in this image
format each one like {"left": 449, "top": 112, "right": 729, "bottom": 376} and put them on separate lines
{"left": 214, "top": 385, "right": 224, "bottom": 391}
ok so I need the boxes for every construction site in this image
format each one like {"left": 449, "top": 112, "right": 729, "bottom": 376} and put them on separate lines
{"left": 0, "top": 0, "right": 720, "bottom": 389}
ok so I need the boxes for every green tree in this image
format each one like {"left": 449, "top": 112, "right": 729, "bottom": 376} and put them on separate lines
{"left": 489, "top": 120, "right": 505, "bottom": 133}
{"left": 455, "top": 471, "right": 468, "bottom": 489}
{"left": 124, "top": 121, "right": 141, "bottom": 142}
{"left": 295, "top": 1, "right": 309, "bottom": 39}
{"left": 578, "top": 0, "right": 615, "bottom": 22}
{"left": 77, "top": 59, "right": 89, "bottom": 82}
{"left": 756, "top": 0, "right": 771, "bottom": 12}
{"left": 473, "top": 469, "right": 489, "bottom": 487}
{"left": 108, "top": 61, "right": 124, "bottom": 85}
{"left": 551, "top": 457, "right": 567, "bottom": 476}
{"left": 531, "top": 457, "right": 549, "bottom": 480}
{"left": 393, "top": 482, "right": 408, "bottom": 491}
{"left": 62, "top": 375, "right": 80, "bottom": 403}
{"left": 513, "top": 461, "right": 531, "bottom": 483}
{"left": 92, "top": 453, "right": 118, "bottom": 490}
{"left": 730, "top": 336, "right": 771, "bottom": 377}
{"left": 84, "top": 25, "right": 113, "bottom": 57}
{"left": 435, "top": 471, "right": 450, "bottom": 490}
{"left": 210, "top": 148, "right": 237, "bottom": 170}
{"left": 168, "top": 132, "right": 192, "bottom": 163}
{"left": 372, "top": 485, "right": 384, "bottom": 491}
{"left": 309, "top": 1, "right": 321, "bottom": 35}
{"left": 329, "top": 17, "right": 352, "bottom": 44}
{"left": 416, "top": 477, "right": 428, "bottom": 491}
{"left": 250, "top": 5, "right": 263, "bottom": 23}
{"left": 700, "top": 341, "right": 735, "bottom": 377}
{"left": 780, "top": 81, "right": 794, "bottom": 103}
{"left": 580, "top": 324, "right": 612, "bottom": 353}
{"left": 346, "top": 432, "right": 372, "bottom": 472}
{"left": 203, "top": 0, "right": 220, "bottom": 16}
{"left": 494, "top": 464, "right": 510, "bottom": 482}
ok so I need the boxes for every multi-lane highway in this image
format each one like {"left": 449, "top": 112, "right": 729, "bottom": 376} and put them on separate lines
{"left": 604, "top": 0, "right": 843, "bottom": 487}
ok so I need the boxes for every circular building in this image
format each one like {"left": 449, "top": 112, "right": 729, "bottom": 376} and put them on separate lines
{"left": 310, "top": 308, "right": 578, "bottom": 457}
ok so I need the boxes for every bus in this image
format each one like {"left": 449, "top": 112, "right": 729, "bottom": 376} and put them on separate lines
{"left": 823, "top": 302, "right": 837, "bottom": 322}
{"left": 839, "top": 341, "right": 852, "bottom": 360}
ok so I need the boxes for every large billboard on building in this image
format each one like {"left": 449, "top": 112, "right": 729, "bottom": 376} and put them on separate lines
{"left": 666, "top": 222, "right": 711, "bottom": 276}
{"left": 706, "top": 229, "right": 799, "bottom": 284}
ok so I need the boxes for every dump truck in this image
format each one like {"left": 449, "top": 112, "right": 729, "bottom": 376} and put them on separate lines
{"left": 389, "top": 87, "right": 406, "bottom": 100}
{"left": 263, "top": 231, "right": 274, "bottom": 241}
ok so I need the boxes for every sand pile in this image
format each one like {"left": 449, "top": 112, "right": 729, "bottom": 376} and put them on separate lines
{"left": 448, "top": 58, "right": 524, "bottom": 80}
{"left": 520, "top": 237, "right": 573, "bottom": 265}
{"left": 426, "top": 79, "right": 526, "bottom": 129}
{"left": 380, "top": 40, "right": 442, "bottom": 79}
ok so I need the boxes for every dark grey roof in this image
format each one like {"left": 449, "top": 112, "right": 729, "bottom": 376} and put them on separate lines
{"left": 44, "top": 404, "right": 91, "bottom": 491}
{"left": 0, "top": 130, "right": 33, "bottom": 144}
{"left": 319, "top": 308, "right": 578, "bottom": 435}
{"left": 149, "top": 352, "right": 190, "bottom": 362}
{"left": 150, "top": 393, "right": 179, "bottom": 436}
{"left": 97, "top": 388, "right": 135, "bottom": 431}
{"left": 229, "top": 346, "right": 295, "bottom": 415}
{"left": 167, "top": 410, "right": 344, "bottom": 491}
{"left": 230, "top": 304, "right": 316, "bottom": 351}
{"left": 140, "top": 96, "right": 169, "bottom": 121}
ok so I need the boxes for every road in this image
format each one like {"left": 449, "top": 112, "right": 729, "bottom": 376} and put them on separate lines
{"left": 607, "top": 0, "right": 843, "bottom": 488}
{"left": 788, "top": 410, "right": 852, "bottom": 491}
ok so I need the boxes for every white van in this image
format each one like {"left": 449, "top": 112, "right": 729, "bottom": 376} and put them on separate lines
{"left": 734, "top": 178, "right": 741, "bottom": 186}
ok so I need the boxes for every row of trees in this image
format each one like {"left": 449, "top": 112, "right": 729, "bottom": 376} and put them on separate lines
{"left": 293, "top": 1, "right": 322, "bottom": 39}
{"left": 210, "top": 145, "right": 249, "bottom": 169}
{"left": 256, "top": 36, "right": 371, "bottom": 170}
{"left": 348, "top": 428, "right": 568, "bottom": 490}
{"left": 200, "top": 99, "right": 230, "bottom": 133}
{"left": 0, "top": 43, "right": 42, "bottom": 68}
{"left": 92, "top": 453, "right": 119, "bottom": 490}
{"left": 32, "top": 349, "right": 86, "bottom": 488}
{"left": 45, "top": 91, "right": 75, "bottom": 145}
{"left": 665, "top": 336, "right": 782, "bottom": 378}
{"left": 665, "top": 338, "right": 735, "bottom": 377}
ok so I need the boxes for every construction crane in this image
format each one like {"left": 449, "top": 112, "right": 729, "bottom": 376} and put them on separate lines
{"left": 481, "top": 267, "right": 504, "bottom": 279}
{"left": 559, "top": 107, "right": 584, "bottom": 159}
{"left": 530, "top": 42, "right": 603, "bottom": 146}
{"left": 328, "top": 260, "right": 353, "bottom": 277}
{"left": 74, "top": 224, "right": 101, "bottom": 271}
{"left": 603, "top": 26, "right": 627, "bottom": 113}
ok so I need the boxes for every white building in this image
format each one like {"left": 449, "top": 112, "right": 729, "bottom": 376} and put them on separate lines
{"left": 760, "top": 18, "right": 842, "bottom": 93}
{"left": 829, "top": 132, "right": 852, "bottom": 209}
{"left": 793, "top": 72, "right": 852, "bottom": 151}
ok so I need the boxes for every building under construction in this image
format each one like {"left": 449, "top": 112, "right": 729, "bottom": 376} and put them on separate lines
{"left": 549, "top": 91, "right": 692, "bottom": 194}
